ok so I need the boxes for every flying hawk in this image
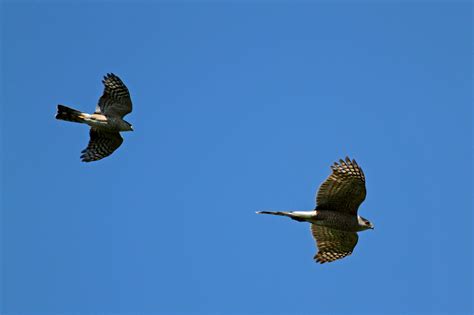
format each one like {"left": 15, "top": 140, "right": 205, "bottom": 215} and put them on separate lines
{"left": 56, "top": 73, "right": 133, "bottom": 162}
{"left": 257, "top": 157, "right": 373, "bottom": 264}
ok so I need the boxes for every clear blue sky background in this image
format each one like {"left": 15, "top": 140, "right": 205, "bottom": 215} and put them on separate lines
{"left": 1, "top": 2, "right": 472, "bottom": 315}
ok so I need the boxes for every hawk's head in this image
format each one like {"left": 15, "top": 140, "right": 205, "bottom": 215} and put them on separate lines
{"left": 123, "top": 120, "right": 134, "bottom": 131}
{"left": 358, "top": 216, "right": 374, "bottom": 230}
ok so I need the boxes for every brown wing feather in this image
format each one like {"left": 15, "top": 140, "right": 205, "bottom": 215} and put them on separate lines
{"left": 316, "top": 157, "right": 366, "bottom": 215}
{"left": 311, "top": 224, "right": 358, "bottom": 264}
{"left": 96, "top": 73, "right": 132, "bottom": 118}
{"left": 80, "top": 129, "right": 123, "bottom": 162}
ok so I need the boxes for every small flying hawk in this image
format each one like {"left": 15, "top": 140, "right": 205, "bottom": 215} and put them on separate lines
{"left": 56, "top": 73, "right": 133, "bottom": 162}
{"left": 257, "top": 157, "right": 374, "bottom": 264}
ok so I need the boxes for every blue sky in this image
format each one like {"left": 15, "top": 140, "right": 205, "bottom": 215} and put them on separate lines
{"left": 1, "top": 2, "right": 472, "bottom": 315}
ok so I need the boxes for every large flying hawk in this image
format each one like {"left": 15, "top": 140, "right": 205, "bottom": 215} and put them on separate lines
{"left": 56, "top": 73, "right": 133, "bottom": 162}
{"left": 258, "top": 157, "right": 374, "bottom": 264}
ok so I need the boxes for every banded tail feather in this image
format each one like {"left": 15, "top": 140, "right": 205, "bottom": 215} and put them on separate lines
{"left": 56, "top": 105, "right": 88, "bottom": 123}
{"left": 256, "top": 210, "right": 316, "bottom": 222}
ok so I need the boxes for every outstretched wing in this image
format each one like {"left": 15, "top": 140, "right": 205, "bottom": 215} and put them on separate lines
{"left": 316, "top": 157, "right": 366, "bottom": 215}
{"left": 96, "top": 73, "right": 132, "bottom": 118}
{"left": 311, "top": 224, "right": 358, "bottom": 264}
{"left": 80, "top": 129, "right": 123, "bottom": 162}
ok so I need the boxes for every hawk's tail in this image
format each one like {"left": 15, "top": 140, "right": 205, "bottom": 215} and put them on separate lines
{"left": 56, "top": 105, "right": 88, "bottom": 123}
{"left": 257, "top": 211, "right": 292, "bottom": 217}
{"left": 256, "top": 210, "right": 316, "bottom": 222}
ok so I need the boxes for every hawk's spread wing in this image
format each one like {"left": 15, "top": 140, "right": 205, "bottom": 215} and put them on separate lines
{"left": 311, "top": 224, "right": 358, "bottom": 264}
{"left": 96, "top": 73, "right": 132, "bottom": 118}
{"left": 80, "top": 129, "right": 123, "bottom": 162}
{"left": 316, "top": 157, "right": 366, "bottom": 215}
